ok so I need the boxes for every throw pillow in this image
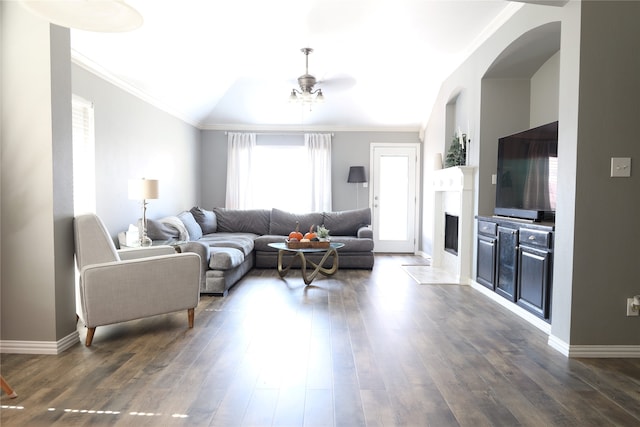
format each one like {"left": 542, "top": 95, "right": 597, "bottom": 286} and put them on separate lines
{"left": 323, "top": 208, "right": 371, "bottom": 236}
{"left": 269, "top": 208, "right": 324, "bottom": 236}
{"left": 146, "top": 218, "right": 180, "bottom": 240}
{"left": 177, "top": 211, "right": 203, "bottom": 241}
{"left": 190, "top": 206, "right": 217, "bottom": 234}
{"left": 213, "top": 208, "right": 270, "bottom": 235}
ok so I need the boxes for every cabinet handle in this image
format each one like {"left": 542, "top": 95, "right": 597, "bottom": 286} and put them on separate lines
{"left": 529, "top": 235, "right": 535, "bottom": 240}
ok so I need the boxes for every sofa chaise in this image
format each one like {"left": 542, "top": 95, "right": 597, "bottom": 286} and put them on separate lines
{"left": 144, "top": 207, "right": 374, "bottom": 296}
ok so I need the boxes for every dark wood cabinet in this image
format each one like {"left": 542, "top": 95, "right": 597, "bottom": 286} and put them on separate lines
{"left": 477, "top": 235, "right": 497, "bottom": 289}
{"left": 496, "top": 226, "right": 518, "bottom": 302}
{"left": 476, "top": 220, "right": 497, "bottom": 290}
{"left": 517, "top": 229, "right": 553, "bottom": 319}
{"left": 476, "top": 216, "right": 554, "bottom": 321}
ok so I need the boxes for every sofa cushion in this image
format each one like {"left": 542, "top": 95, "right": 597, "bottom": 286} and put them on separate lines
{"left": 208, "top": 247, "right": 244, "bottom": 270}
{"left": 147, "top": 218, "right": 180, "bottom": 240}
{"left": 254, "top": 234, "right": 373, "bottom": 252}
{"left": 199, "top": 232, "right": 256, "bottom": 257}
{"left": 213, "top": 208, "right": 270, "bottom": 235}
{"left": 253, "top": 235, "right": 287, "bottom": 251}
{"left": 324, "top": 235, "right": 374, "bottom": 251}
{"left": 269, "top": 208, "right": 325, "bottom": 236}
{"left": 190, "top": 207, "right": 217, "bottom": 234}
{"left": 177, "top": 211, "right": 203, "bottom": 241}
{"left": 322, "top": 208, "right": 371, "bottom": 236}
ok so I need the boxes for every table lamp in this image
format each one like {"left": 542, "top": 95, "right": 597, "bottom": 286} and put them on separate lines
{"left": 128, "top": 178, "right": 159, "bottom": 247}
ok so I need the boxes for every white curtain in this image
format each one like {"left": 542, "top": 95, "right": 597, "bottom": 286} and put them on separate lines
{"left": 225, "top": 132, "right": 256, "bottom": 209}
{"left": 305, "top": 133, "right": 332, "bottom": 211}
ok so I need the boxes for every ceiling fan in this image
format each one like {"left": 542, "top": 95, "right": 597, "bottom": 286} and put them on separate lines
{"left": 289, "top": 48, "right": 325, "bottom": 104}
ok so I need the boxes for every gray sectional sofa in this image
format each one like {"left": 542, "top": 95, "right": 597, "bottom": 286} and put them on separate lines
{"left": 145, "top": 207, "right": 374, "bottom": 296}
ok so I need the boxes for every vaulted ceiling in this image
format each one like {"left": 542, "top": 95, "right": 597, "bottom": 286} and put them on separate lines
{"left": 70, "top": 0, "right": 521, "bottom": 131}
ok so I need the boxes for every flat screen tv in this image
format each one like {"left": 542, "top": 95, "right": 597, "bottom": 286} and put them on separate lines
{"left": 494, "top": 121, "right": 558, "bottom": 222}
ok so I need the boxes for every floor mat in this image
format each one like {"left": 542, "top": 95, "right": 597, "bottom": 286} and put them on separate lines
{"left": 401, "top": 265, "right": 460, "bottom": 285}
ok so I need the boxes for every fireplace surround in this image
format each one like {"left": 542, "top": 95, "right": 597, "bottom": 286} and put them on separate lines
{"left": 432, "top": 166, "right": 475, "bottom": 284}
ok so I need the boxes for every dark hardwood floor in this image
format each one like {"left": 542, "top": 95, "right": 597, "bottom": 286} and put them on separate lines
{"left": 1, "top": 254, "right": 639, "bottom": 426}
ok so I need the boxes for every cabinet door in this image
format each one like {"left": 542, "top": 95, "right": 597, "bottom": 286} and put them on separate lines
{"left": 517, "top": 245, "right": 551, "bottom": 319}
{"left": 496, "top": 226, "right": 518, "bottom": 302}
{"left": 476, "top": 235, "right": 497, "bottom": 290}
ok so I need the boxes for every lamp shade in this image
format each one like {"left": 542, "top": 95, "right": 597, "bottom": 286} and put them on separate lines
{"left": 128, "top": 179, "right": 159, "bottom": 200}
{"left": 347, "top": 166, "right": 367, "bottom": 183}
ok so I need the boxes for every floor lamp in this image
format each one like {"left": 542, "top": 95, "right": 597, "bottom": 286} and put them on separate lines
{"left": 347, "top": 166, "right": 367, "bottom": 209}
{"left": 128, "top": 178, "right": 159, "bottom": 247}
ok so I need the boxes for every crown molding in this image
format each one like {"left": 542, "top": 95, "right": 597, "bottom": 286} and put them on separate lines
{"left": 72, "top": 51, "right": 421, "bottom": 134}
{"left": 200, "top": 123, "right": 421, "bottom": 133}
{"left": 71, "top": 50, "right": 202, "bottom": 128}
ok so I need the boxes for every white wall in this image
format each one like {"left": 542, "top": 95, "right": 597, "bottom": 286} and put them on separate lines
{"left": 531, "top": 51, "right": 560, "bottom": 127}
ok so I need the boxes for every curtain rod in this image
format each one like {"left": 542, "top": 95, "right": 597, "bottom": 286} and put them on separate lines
{"left": 224, "top": 131, "right": 334, "bottom": 136}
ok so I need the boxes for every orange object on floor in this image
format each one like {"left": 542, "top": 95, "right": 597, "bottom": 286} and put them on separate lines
{"left": 1, "top": 375, "right": 18, "bottom": 398}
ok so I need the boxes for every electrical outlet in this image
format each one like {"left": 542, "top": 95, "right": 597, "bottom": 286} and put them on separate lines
{"left": 627, "top": 298, "right": 639, "bottom": 316}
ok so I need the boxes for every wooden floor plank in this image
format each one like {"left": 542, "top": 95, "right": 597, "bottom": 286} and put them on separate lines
{"left": 1, "top": 255, "right": 639, "bottom": 427}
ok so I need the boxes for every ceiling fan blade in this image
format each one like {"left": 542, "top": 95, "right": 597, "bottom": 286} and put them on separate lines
{"left": 318, "top": 74, "right": 357, "bottom": 91}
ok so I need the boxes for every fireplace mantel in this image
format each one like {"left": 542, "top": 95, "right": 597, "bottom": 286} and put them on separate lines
{"left": 432, "top": 166, "right": 475, "bottom": 192}
{"left": 431, "top": 166, "right": 475, "bottom": 284}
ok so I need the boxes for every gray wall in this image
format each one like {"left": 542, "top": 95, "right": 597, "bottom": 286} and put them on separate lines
{"left": 1, "top": 4, "right": 76, "bottom": 344}
{"left": 1, "top": 3, "right": 201, "bottom": 349}
{"left": 200, "top": 130, "right": 420, "bottom": 212}
{"left": 72, "top": 65, "right": 201, "bottom": 239}
{"left": 568, "top": 0, "right": 640, "bottom": 344}
{"left": 422, "top": 1, "right": 640, "bottom": 347}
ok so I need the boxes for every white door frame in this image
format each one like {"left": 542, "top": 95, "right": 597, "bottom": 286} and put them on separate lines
{"left": 369, "top": 142, "right": 421, "bottom": 253}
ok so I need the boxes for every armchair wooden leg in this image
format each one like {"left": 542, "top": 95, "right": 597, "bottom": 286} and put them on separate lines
{"left": 1, "top": 376, "right": 18, "bottom": 398}
{"left": 188, "top": 308, "right": 195, "bottom": 328}
{"left": 85, "top": 327, "right": 96, "bottom": 347}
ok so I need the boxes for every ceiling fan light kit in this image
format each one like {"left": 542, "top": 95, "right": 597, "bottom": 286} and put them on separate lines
{"left": 289, "top": 47, "right": 325, "bottom": 105}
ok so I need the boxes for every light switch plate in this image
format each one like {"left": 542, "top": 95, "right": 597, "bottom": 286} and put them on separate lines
{"left": 611, "top": 157, "right": 631, "bottom": 177}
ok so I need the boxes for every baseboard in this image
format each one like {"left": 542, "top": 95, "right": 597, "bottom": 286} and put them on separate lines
{"left": 0, "top": 331, "right": 80, "bottom": 355}
{"left": 469, "top": 282, "right": 640, "bottom": 358}
{"left": 547, "top": 334, "right": 570, "bottom": 356}
{"left": 470, "top": 280, "right": 551, "bottom": 335}
{"left": 548, "top": 335, "right": 640, "bottom": 358}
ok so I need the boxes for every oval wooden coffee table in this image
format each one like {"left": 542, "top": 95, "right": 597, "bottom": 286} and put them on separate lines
{"left": 268, "top": 242, "right": 345, "bottom": 285}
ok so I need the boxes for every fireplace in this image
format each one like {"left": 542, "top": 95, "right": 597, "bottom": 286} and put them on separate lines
{"left": 431, "top": 166, "right": 474, "bottom": 284}
{"left": 444, "top": 213, "right": 459, "bottom": 255}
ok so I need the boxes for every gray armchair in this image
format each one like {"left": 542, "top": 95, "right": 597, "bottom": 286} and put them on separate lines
{"left": 74, "top": 214, "right": 201, "bottom": 346}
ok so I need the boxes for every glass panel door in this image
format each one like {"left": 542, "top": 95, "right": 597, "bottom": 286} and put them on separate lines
{"left": 371, "top": 144, "right": 419, "bottom": 253}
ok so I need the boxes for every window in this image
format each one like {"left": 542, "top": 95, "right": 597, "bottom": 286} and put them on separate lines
{"left": 226, "top": 133, "right": 332, "bottom": 212}
{"left": 251, "top": 142, "right": 307, "bottom": 212}
{"left": 72, "top": 95, "right": 96, "bottom": 215}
